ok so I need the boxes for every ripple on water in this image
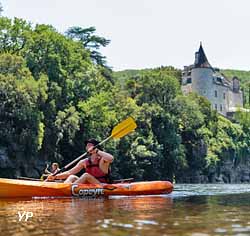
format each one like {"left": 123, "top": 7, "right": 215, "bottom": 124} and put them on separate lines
{"left": 173, "top": 184, "right": 250, "bottom": 197}
{"left": 214, "top": 228, "right": 227, "bottom": 233}
{"left": 96, "top": 218, "right": 161, "bottom": 232}
{"left": 134, "top": 219, "right": 159, "bottom": 225}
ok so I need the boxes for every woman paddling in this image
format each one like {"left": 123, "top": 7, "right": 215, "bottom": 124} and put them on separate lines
{"left": 46, "top": 139, "right": 114, "bottom": 184}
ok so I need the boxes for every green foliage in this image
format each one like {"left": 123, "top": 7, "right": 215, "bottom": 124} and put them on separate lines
{"left": 121, "top": 67, "right": 181, "bottom": 108}
{"left": 66, "top": 26, "right": 110, "bottom": 66}
{"left": 37, "top": 122, "right": 45, "bottom": 150}
{"left": 114, "top": 66, "right": 181, "bottom": 90}
{"left": 0, "top": 53, "right": 43, "bottom": 156}
{"left": 0, "top": 17, "right": 31, "bottom": 54}
{"left": 55, "top": 106, "right": 80, "bottom": 145}
{"left": 234, "top": 108, "right": 250, "bottom": 131}
{"left": 200, "top": 116, "right": 247, "bottom": 167}
{"left": 1, "top": 15, "right": 250, "bottom": 182}
{"left": 172, "top": 95, "right": 204, "bottom": 132}
{"left": 0, "top": 17, "right": 108, "bottom": 164}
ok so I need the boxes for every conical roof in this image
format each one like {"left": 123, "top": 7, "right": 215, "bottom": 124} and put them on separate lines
{"left": 194, "top": 43, "right": 211, "bottom": 68}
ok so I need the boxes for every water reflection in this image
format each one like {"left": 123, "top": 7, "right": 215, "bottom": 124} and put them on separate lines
{"left": 0, "top": 186, "right": 250, "bottom": 236}
{"left": 0, "top": 196, "right": 173, "bottom": 236}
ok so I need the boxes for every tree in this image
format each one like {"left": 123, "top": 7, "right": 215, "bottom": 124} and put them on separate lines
{"left": 126, "top": 70, "right": 181, "bottom": 109}
{"left": 116, "top": 68, "right": 184, "bottom": 180}
{"left": 66, "top": 26, "right": 110, "bottom": 66}
{"left": 0, "top": 54, "right": 44, "bottom": 156}
{"left": 234, "top": 109, "right": 250, "bottom": 131}
{"left": 0, "top": 17, "right": 113, "bottom": 166}
{"left": 0, "top": 17, "right": 32, "bottom": 54}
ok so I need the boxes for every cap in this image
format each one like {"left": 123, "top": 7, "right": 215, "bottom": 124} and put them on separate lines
{"left": 84, "top": 138, "right": 103, "bottom": 151}
{"left": 84, "top": 138, "right": 100, "bottom": 146}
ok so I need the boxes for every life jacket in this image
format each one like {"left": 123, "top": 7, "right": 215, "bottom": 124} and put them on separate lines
{"left": 85, "top": 157, "right": 111, "bottom": 183}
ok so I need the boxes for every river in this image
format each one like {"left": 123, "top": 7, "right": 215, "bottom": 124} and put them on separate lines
{"left": 1, "top": 184, "right": 250, "bottom": 236}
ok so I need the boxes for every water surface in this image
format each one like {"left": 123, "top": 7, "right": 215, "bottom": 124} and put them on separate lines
{"left": 1, "top": 184, "right": 250, "bottom": 236}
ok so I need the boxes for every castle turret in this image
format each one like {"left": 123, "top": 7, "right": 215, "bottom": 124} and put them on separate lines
{"left": 191, "top": 43, "right": 214, "bottom": 102}
{"left": 181, "top": 43, "right": 243, "bottom": 118}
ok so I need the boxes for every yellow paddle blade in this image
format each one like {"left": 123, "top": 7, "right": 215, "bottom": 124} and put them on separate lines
{"left": 111, "top": 117, "right": 137, "bottom": 139}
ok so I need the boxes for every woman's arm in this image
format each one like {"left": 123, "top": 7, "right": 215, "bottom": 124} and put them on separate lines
{"left": 97, "top": 150, "right": 114, "bottom": 163}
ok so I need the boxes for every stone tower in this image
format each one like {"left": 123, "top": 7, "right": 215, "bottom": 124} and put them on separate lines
{"left": 181, "top": 43, "right": 243, "bottom": 117}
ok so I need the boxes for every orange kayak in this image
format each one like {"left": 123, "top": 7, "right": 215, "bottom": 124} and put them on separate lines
{"left": 0, "top": 178, "right": 173, "bottom": 198}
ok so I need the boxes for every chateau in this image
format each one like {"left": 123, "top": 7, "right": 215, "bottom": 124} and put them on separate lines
{"left": 181, "top": 44, "right": 243, "bottom": 117}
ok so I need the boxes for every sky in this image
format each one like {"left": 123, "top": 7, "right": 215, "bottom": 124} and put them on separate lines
{"left": 1, "top": 0, "right": 250, "bottom": 71}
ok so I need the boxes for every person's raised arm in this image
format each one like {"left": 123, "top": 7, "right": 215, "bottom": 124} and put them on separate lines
{"left": 44, "top": 164, "right": 51, "bottom": 174}
{"left": 44, "top": 169, "right": 51, "bottom": 174}
{"left": 97, "top": 150, "right": 114, "bottom": 163}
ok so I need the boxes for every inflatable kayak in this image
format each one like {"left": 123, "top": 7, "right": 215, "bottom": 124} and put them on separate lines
{"left": 0, "top": 178, "right": 173, "bottom": 198}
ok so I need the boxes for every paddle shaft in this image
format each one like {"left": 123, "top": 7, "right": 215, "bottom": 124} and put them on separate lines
{"left": 17, "top": 176, "right": 41, "bottom": 181}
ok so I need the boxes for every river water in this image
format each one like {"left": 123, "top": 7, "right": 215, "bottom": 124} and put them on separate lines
{"left": 1, "top": 184, "right": 250, "bottom": 236}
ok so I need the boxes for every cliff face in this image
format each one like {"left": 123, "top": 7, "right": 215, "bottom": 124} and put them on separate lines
{"left": 177, "top": 153, "right": 250, "bottom": 184}
{"left": 209, "top": 157, "right": 250, "bottom": 183}
{"left": 0, "top": 148, "right": 15, "bottom": 177}
{"left": 0, "top": 147, "right": 44, "bottom": 179}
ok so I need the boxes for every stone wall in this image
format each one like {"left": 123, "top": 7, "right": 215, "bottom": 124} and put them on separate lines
{"left": 228, "top": 90, "right": 243, "bottom": 109}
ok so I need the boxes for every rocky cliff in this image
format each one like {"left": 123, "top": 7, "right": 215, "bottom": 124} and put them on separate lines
{"left": 0, "top": 147, "right": 44, "bottom": 178}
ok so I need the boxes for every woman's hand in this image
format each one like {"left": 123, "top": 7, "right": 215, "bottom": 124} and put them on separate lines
{"left": 88, "top": 146, "right": 99, "bottom": 154}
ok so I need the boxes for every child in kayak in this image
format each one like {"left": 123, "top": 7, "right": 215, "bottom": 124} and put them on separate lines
{"left": 46, "top": 139, "right": 113, "bottom": 184}
{"left": 41, "top": 163, "right": 60, "bottom": 180}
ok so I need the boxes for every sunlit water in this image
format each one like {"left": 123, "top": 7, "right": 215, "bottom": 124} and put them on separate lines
{"left": 1, "top": 184, "right": 250, "bottom": 236}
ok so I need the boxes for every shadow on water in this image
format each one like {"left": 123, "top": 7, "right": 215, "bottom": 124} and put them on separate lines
{"left": 0, "top": 184, "right": 250, "bottom": 236}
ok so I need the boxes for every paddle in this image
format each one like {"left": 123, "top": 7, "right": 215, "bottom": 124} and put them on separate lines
{"left": 51, "top": 117, "right": 137, "bottom": 176}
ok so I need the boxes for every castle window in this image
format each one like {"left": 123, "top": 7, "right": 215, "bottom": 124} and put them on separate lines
{"left": 217, "top": 77, "right": 222, "bottom": 83}
{"left": 223, "top": 93, "right": 226, "bottom": 99}
{"left": 215, "top": 104, "right": 217, "bottom": 110}
{"left": 187, "top": 78, "right": 192, "bottom": 83}
{"left": 220, "top": 104, "right": 223, "bottom": 111}
{"left": 215, "top": 90, "right": 218, "bottom": 97}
